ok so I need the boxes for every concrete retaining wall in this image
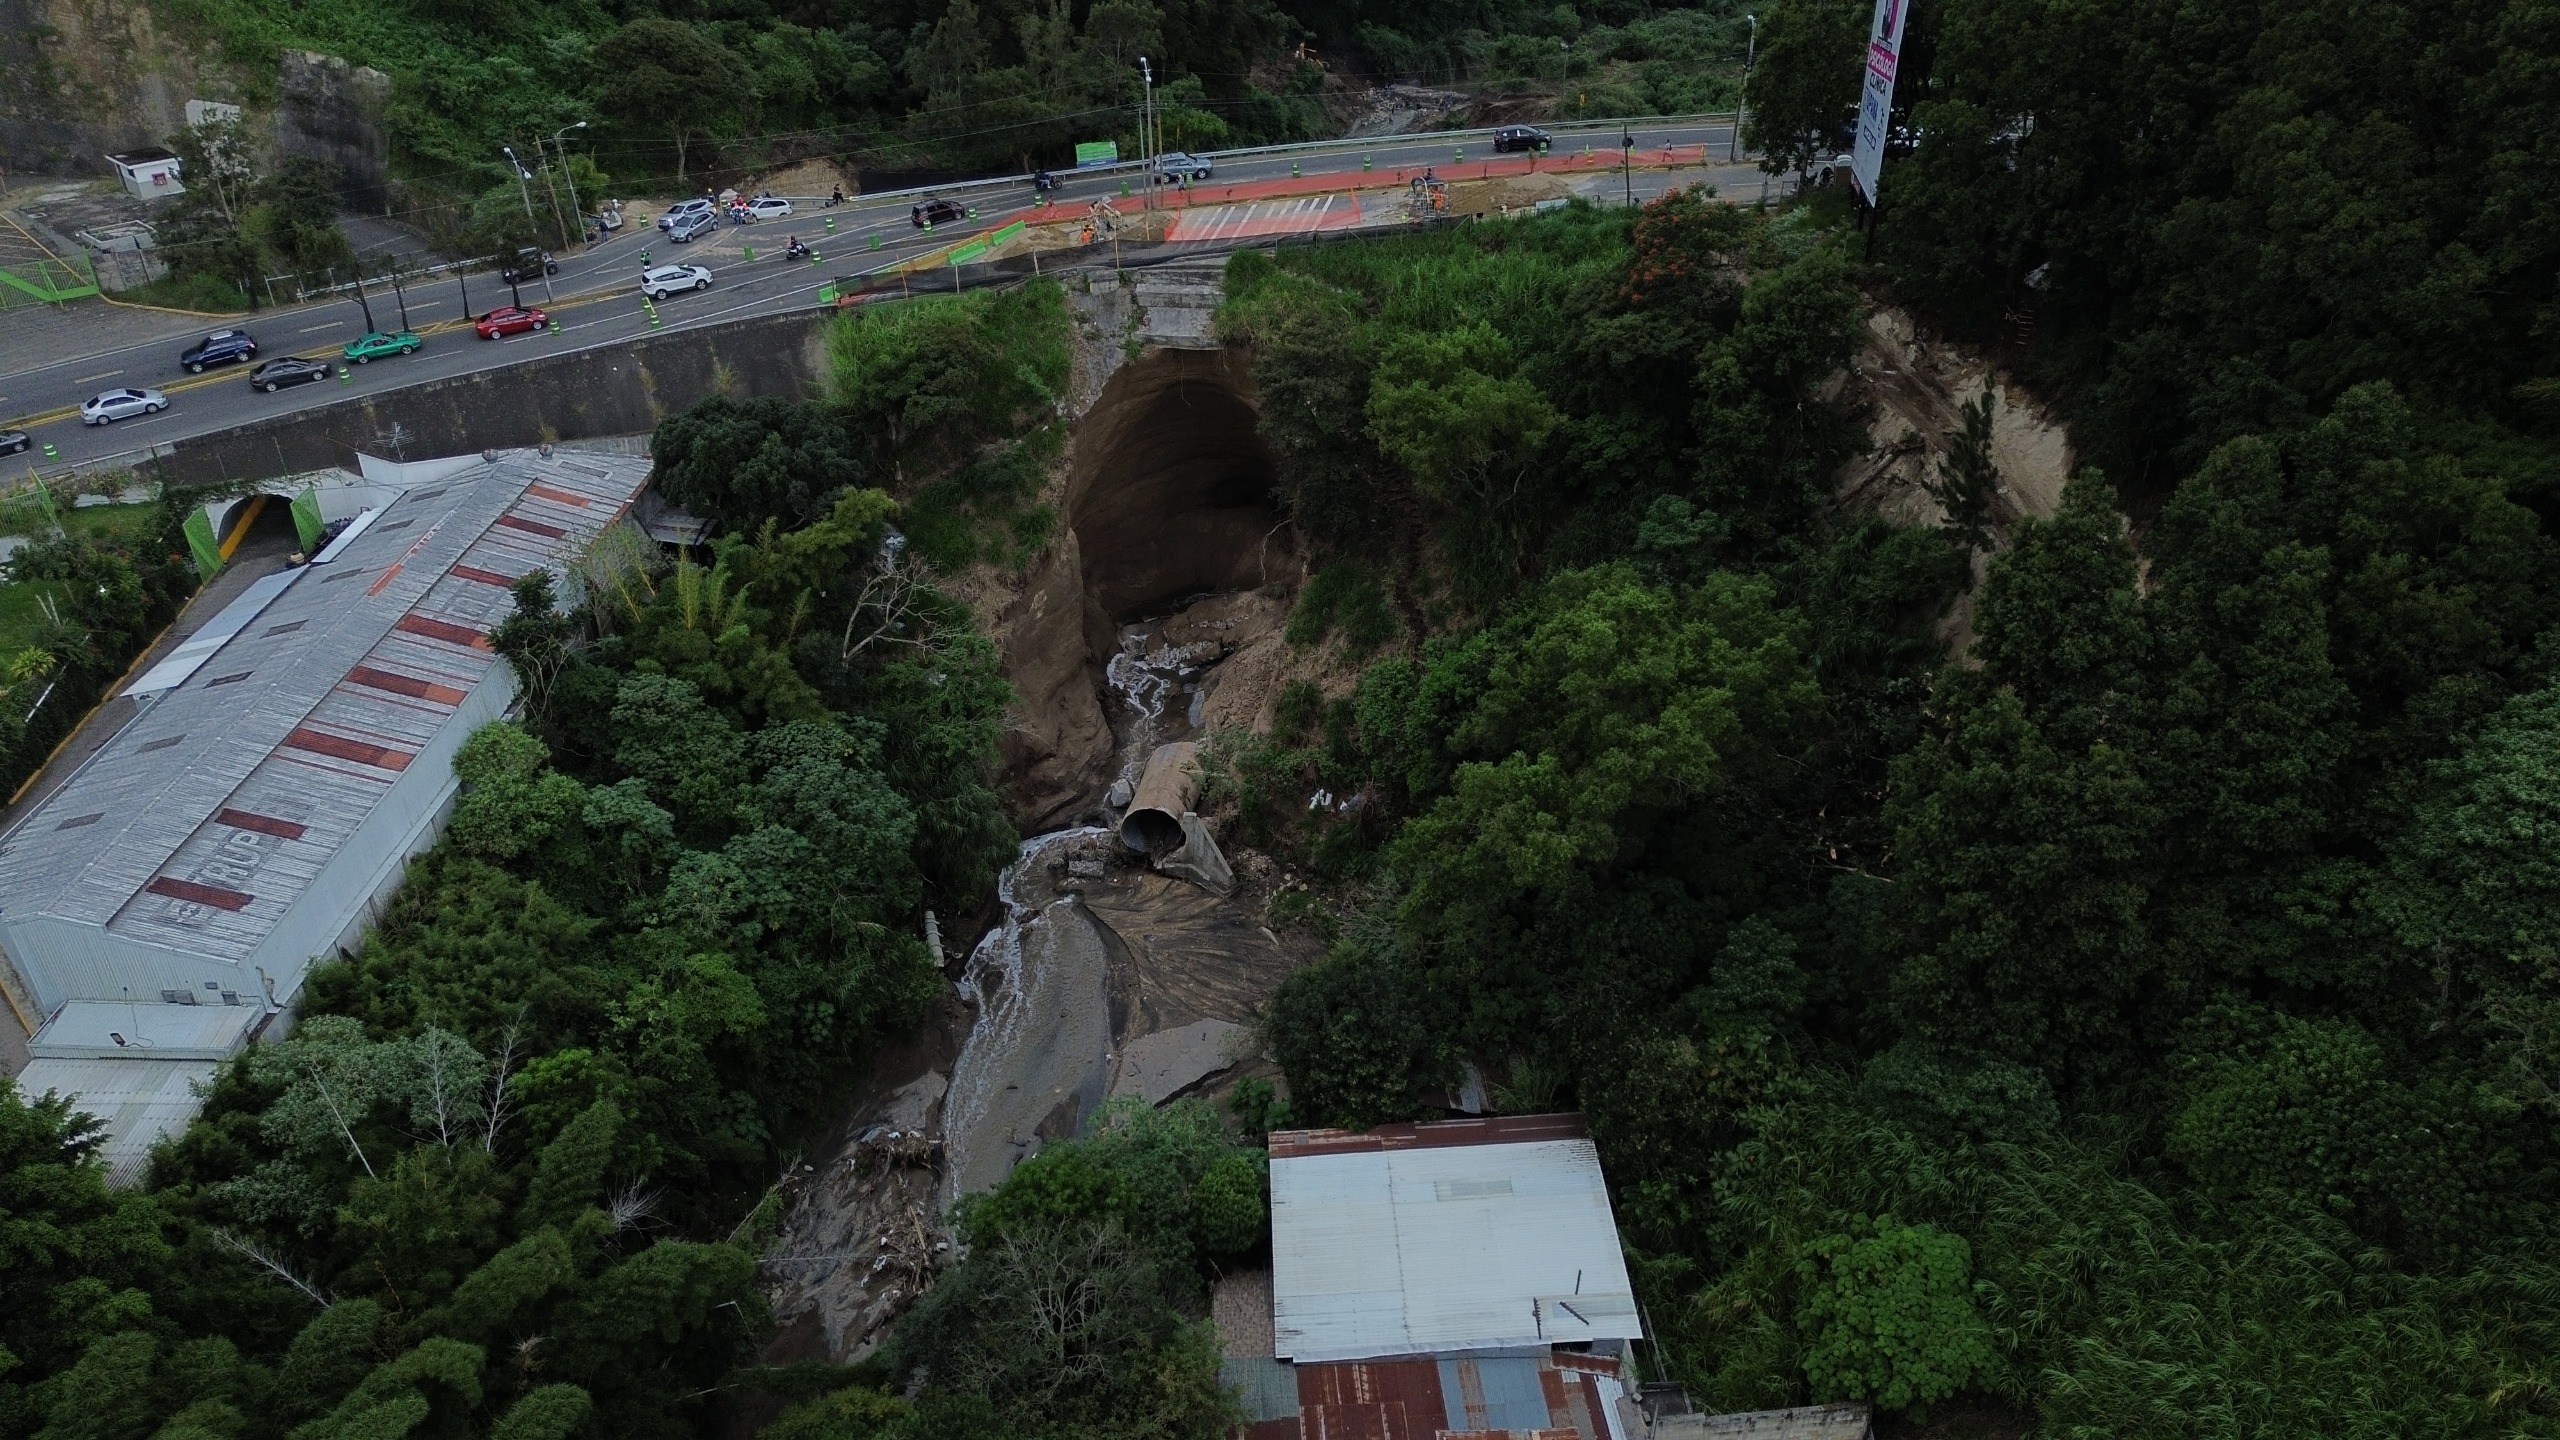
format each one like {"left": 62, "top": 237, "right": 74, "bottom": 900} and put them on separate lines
{"left": 160, "top": 308, "right": 835, "bottom": 488}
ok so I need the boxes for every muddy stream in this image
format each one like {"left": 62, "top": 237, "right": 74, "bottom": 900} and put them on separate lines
{"left": 763, "top": 596, "right": 1306, "bottom": 1360}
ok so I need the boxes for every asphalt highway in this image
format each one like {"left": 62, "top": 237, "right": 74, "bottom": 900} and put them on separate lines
{"left": 1, "top": 118, "right": 1753, "bottom": 473}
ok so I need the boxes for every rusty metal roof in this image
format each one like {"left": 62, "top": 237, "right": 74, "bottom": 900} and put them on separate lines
{"left": 1267, "top": 1112, "right": 1590, "bottom": 1160}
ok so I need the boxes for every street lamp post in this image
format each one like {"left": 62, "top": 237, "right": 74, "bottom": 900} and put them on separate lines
{"left": 502, "top": 146, "right": 536, "bottom": 232}
{"left": 1138, "top": 56, "right": 1155, "bottom": 211}
{"left": 1732, "top": 15, "right": 1758, "bottom": 161}
{"left": 551, "top": 121, "right": 589, "bottom": 247}
{"left": 503, "top": 144, "right": 557, "bottom": 305}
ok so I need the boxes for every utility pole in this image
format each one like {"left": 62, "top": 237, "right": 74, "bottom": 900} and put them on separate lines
{"left": 1732, "top": 15, "right": 1757, "bottom": 161}
{"left": 1621, "top": 129, "right": 1635, "bottom": 208}
{"left": 551, "top": 121, "right": 589, "bottom": 247}
{"left": 1139, "top": 56, "right": 1155, "bottom": 212}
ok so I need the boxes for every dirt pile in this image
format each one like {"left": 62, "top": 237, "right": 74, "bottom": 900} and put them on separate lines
{"left": 1444, "top": 172, "right": 1575, "bottom": 217}
{"left": 1826, "top": 305, "right": 2076, "bottom": 531}
{"left": 1822, "top": 305, "right": 2079, "bottom": 655}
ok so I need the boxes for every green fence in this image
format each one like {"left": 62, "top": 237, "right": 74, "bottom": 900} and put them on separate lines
{"left": 0, "top": 252, "right": 100, "bottom": 309}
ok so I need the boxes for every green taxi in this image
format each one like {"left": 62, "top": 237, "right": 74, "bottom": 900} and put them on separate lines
{"left": 343, "top": 330, "right": 422, "bottom": 364}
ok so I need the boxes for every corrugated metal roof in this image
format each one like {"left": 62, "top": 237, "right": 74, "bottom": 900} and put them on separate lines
{"left": 0, "top": 452, "right": 648, "bottom": 968}
{"left": 1269, "top": 1113, "right": 1590, "bottom": 1158}
{"left": 1268, "top": 1353, "right": 1637, "bottom": 1440}
{"left": 28, "top": 998, "right": 258, "bottom": 1060}
{"left": 1270, "top": 1116, "right": 1643, "bottom": 1363}
{"left": 14, "top": 1055, "right": 221, "bottom": 1185}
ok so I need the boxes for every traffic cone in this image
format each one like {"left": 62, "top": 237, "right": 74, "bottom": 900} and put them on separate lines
{"left": 1455, "top": 146, "right": 1465, "bottom": 161}
{"left": 1292, "top": 161, "right": 1301, "bottom": 176}
{"left": 40, "top": 442, "right": 57, "bottom": 460}
{"left": 967, "top": 206, "right": 977, "bottom": 219}
{"left": 825, "top": 216, "right": 837, "bottom": 233}
{"left": 871, "top": 233, "right": 881, "bottom": 250}
{"left": 744, "top": 244, "right": 754, "bottom": 262}
{"left": 810, "top": 253, "right": 822, "bottom": 265}
{"left": 1363, "top": 154, "right": 1373, "bottom": 171}
{"left": 340, "top": 369, "right": 351, "bottom": 385}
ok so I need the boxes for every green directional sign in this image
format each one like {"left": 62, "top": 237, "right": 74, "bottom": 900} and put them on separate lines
{"left": 290, "top": 487, "right": 324, "bottom": 554}
{"left": 183, "top": 508, "right": 221, "bottom": 580}
{"left": 1074, "top": 140, "right": 1119, "bottom": 168}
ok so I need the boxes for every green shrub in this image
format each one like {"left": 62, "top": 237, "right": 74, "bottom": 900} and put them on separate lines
{"left": 1188, "top": 1152, "right": 1267, "bottom": 1259}
{"left": 1287, "top": 563, "right": 1397, "bottom": 656}
{"left": 1795, "top": 1216, "right": 1992, "bottom": 1418}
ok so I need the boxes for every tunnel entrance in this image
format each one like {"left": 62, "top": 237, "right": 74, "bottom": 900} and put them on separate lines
{"left": 212, "top": 493, "right": 305, "bottom": 562}
{"left": 1065, "top": 348, "right": 1286, "bottom": 619}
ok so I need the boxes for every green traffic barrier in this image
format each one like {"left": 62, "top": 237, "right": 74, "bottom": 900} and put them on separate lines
{"left": 825, "top": 215, "right": 837, "bottom": 232}
{"left": 1455, "top": 146, "right": 1465, "bottom": 161}
{"left": 41, "top": 442, "right": 58, "bottom": 460}
{"left": 1363, "top": 154, "right": 1373, "bottom": 171}
{"left": 1291, "top": 161, "right": 1300, "bottom": 176}
{"left": 870, "top": 233, "right": 881, "bottom": 250}
{"left": 744, "top": 244, "right": 754, "bottom": 262}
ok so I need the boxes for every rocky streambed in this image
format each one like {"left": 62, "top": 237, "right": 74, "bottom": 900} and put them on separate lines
{"left": 761, "top": 588, "right": 1312, "bottom": 1361}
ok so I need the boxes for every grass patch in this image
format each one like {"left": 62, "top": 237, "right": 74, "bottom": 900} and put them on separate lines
{"left": 1286, "top": 562, "right": 1397, "bottom": 657}
{"left": 112, "top": 274, "right": 252, "bottom": 314}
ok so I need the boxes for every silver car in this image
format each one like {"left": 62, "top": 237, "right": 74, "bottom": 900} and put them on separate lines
{"left": 81, "top": 387, "right": 167, "bottom": 425}
{"left": 657, "top": 198, "right": 716, "bottom": 232}
{"left": 641, "top": 264, "right": 714, "bottom": 301}
{"left": 1152, "top": 151, "right": 1214, "bottom": 182}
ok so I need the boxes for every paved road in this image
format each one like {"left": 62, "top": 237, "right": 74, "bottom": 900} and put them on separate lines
{"left": 2, "top": 119, "right": 1757, "bottom": 474}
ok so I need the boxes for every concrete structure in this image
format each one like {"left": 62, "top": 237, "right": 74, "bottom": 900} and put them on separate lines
{"left": 1241, "top": 1113, "right": 1649, "bottom": 1439}
{"left": 0, "top": 448, "right": 651, "bottom": 1180}
{"left": 106, "top": 149, "right": 185, "bottom": 201}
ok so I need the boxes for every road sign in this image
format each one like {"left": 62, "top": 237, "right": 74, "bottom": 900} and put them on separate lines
{"left": 1075, "top": 141, "right": 1120, "bottom": 168}
{"left": 1850, "top": 0, "right": 1909, "bottom": 205}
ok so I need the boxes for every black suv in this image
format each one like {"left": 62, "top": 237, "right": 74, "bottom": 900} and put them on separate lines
{"left": 249, "top": 356, "right": 333, "bottom": 392}
{"left": 911, "top": 197, "right": 967, "bottom": 228}
{"left": 499, "top": 248, "right": 559, "bottom": 285}
{"left": 1492, "top": 125, "right": 1552, "bottom": 153}
{"left": 180, "top": 330, "right": 257, "bottom": 373}
{"left": 0, "top": 428, "right": 29, "bottom": 456}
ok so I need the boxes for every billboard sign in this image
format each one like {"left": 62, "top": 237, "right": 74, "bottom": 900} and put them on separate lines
{"left": 1074, "top": 140, "right": 1120, "bottom": 168}
{"left": 1849, "top": 0, "right": 1909, "bottom": 204}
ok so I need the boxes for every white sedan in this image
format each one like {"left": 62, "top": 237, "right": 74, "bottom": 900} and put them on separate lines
{"left": 744, "top": 196, "right": 794, "bottom": 220}
{"left": 641, "top": 264, "right": 714, "bottom": 301}
{"left": 82, "top": 387, "right": 168, "bottom": 425}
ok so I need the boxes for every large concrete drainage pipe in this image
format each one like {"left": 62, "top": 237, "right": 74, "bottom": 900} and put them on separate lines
{"left": 1121, "top": 742, "right": 1203, "bottom": 853}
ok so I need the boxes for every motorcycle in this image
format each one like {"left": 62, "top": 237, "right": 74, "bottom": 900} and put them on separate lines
{"left": 783, "top": 238, "right": 812, "bottom": 261}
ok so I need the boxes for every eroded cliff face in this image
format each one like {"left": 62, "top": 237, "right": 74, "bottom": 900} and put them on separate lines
{"left": 0, "top": 0, "right": 211, "bottom": 172}
{"left": 981, "top": 286, "right": 1299, "bottom": 830}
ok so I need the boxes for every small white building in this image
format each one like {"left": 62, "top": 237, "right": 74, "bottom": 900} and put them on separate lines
{"left": 0, "top": 449, "right": 651, "bottom": 1180}
{"left": 1237, "top": 1114, "right": 1648, "bottom": 1439}
{"left": 107, "top": 148, "right": 186, "bottom": 202}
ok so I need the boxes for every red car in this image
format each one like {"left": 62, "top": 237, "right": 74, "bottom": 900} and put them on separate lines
{"left": 474, "top": 305, "right": 548, "bottom": 339}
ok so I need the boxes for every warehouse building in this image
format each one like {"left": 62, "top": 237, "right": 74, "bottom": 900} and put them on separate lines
{"left": 0, "top": 448, "right": 650, "bottom": 1180}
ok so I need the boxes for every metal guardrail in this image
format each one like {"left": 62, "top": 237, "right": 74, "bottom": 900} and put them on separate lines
{"left": 759, "top": 111, "right": 1745, "bottom": 209}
